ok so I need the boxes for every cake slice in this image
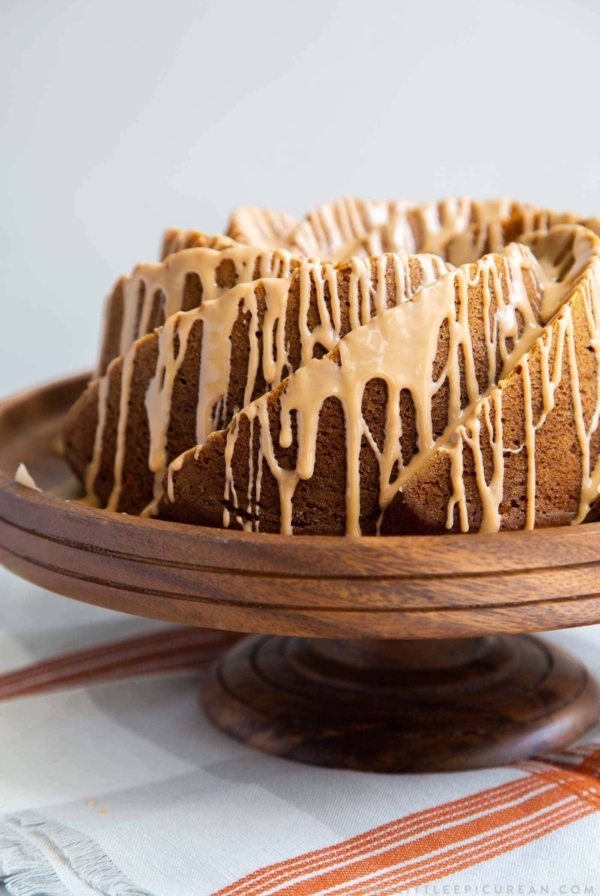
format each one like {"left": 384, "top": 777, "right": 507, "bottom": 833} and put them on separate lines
{"left": 382, "top": 226, "right": 600, "bottom": 533}
{"left": 159, "top": 239, "right": 552, "bottom": 536}
{"left": 65, "top": 252, "right": 450, "bottom": 516}
{"left": 96, "top": 241, "right": 298, "bottom": 377}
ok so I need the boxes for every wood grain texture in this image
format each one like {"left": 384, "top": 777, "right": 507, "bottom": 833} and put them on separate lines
{"left": 202, "top": 634, "right": 600, "bottom": 772}
{"left": 1, "top": 372, "right": 600, "bottom": 771}
{"left": 2, "top": 374, "right": 600, "bottom": 638}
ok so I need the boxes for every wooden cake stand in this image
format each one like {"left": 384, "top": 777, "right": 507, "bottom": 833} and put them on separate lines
{"left": 1, "top": 373, "right": 600, "bottom": 773}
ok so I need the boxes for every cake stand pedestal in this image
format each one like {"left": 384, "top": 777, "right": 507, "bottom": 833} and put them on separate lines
{"left": 202, "top": 634, "right": 595, "bottom": 772}
{"left": 0, "top": 373, "right": 598, "bottom": 773}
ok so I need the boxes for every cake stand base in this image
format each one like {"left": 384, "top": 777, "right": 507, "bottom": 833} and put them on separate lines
{"left": 201, "top": 634, "right": 600, "bottom": 772}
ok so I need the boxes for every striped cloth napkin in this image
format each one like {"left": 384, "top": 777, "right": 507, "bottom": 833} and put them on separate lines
{"left": 1, "top": 566, "right": 599, "bottom": 896}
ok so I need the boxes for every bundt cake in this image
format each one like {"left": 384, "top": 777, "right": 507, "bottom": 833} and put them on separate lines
{"left": 160, "top": 224, "right": 600, "bottom": 535}
{"left": 64, "top": 251, "right": 450, "bottom": 516}
{"left": 158, "top": 239, "right": 548, "bottom": 534}
{"left": 63, "top": 197, "right": 600, "bottom": 538}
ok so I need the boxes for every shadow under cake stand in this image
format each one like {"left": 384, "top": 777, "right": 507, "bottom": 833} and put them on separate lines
{"left": 0, "top": 372, "right": 599, "bottom": 773}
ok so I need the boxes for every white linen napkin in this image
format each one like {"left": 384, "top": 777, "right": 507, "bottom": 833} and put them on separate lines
{"left": 1, "top": 568, "right": 599, "bottom": 896}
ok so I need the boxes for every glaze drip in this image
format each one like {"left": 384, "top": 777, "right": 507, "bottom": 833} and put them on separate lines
{"left": 288, "top": 198, "right": 408, "bottom": 259}
{"left": 69, "top": 199, "right": 600, "bottom": 535}
{"left": 227, "top": 207, "right": 298, "bottom": 250}
{"left": 440, "top": 228, "right": 600, "bottom": 532}
{"left": 86, "top": 252, "right": 450, "bottom": 514}
{"left": 218, "top": 242, "right": 547, "bottom": 535}
{"left": 287, "top": 197, "right": 527, "bottom": 263}
{"left": 116, "top": 245, "right": 295, "bottom": 365}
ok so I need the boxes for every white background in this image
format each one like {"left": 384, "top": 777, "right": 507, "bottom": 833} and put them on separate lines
{"left": 1, "top": 0, "right": 599, "bottom": 395}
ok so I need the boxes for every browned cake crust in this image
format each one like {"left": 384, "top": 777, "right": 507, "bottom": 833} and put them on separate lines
{"left": 225, "top": 197, "right": 529, "bottom": 260}
{"left": 159, "top": 372, "right": 351, "bottom": 534}
{"left": 65, "top": 253, "right": 449, "bottom": 516}
{"left": 98, "top": 231, "right": 240, "bottom": 379}
{"left": 96, "top": 277, "right": 127, "bottom": 379}
{"left": 159, "top": 243, "right": 548, "bottom": 535}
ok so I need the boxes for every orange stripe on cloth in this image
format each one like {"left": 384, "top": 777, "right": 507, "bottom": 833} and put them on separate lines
{"left": 518, "top": 759, "right": 600, "bottom": 808}
{"left": 326, "top": 799, "right": 590, "bottom": 896}
{"left": 0, "top": 627, "right": 240, "bottom": 701}
{"left": 214, "top": 763, "right": 600, "bottom": 896}
{"left": 216, "top": 776, "right": 549, "bottom": 896}
{"left": 543, "top": 742, "right": 600, "bottom": 765}
{"left": 549, "top": 745, "right": 600, "bottom": 779}
{"left": 577, "top": 751, "right": 600, "bottom": 778}
{"left": 527, "top": 745, "right": 600, "bottom": 782}
{"left": 2, "top": 634, "right": 600, "bottom": 894}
